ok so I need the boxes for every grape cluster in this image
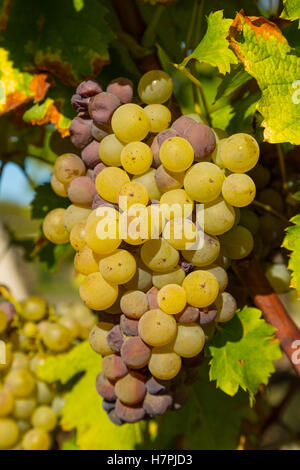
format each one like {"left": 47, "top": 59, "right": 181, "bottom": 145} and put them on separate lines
{"left": 43, "top": 70, "right": 260, "bottom": 424}
{"left": 0, "top": 297, "right": 96, "bottom": 449}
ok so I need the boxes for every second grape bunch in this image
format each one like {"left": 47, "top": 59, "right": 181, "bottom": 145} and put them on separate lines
{"left": 43, "top": 69, "right": 260, "bottom": 424}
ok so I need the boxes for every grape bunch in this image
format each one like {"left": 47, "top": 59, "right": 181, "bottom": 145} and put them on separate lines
{"left": 0, "top": 296, "right": 96, "bottom": 449}
{"left": 43, "top": 69, "right": 260, "bottom": 424}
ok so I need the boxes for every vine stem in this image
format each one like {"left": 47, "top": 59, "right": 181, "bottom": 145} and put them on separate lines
{"left": 233, "top": 257, "right": 300, "bottom": 377}
{"left": 276, "top": 144, "right": 288, "bottom": 193}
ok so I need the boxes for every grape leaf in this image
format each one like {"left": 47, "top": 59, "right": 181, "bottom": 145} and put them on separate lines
{"left": 209, "top": 307, "right": 282, "bottom": 402}
{"left": 215, "top": 64, "right": 252, "bottom": 102}
{"left": 38, "top": 341, "right": 146, "bottom": 450}
{"left": 228, "top": 12, "right": 300, "bottom": 145}
{"left": 180, "top": 10, "right": 238, "bottom": 74}
{"left": 31, "top": 183, "right": 69, "bottom": 220}
{"left": 146, "top": 361, "right": 251, "bottom": 450}
{"left": 281, "top": 0, "right": 300, "bottom": 27}
{"left": 24, "top": 99, "right": 71, "bottom": 138}
{"left": 282, "top": 192, "right": 300, "bottom": 294}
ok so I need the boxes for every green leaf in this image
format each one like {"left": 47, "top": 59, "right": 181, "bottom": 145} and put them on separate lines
{"left": 31, "top": 183, "right": 69, "bottom": 220}
{"left": 147, "top": 361, "right": 250, "bottom": 450}
{"left": 62, "top": 435, "right": 80, "bottom": 450}
{"left": 209, "top": 307, "right": 282, "bottom": 402}
{"left": 24, "top": 99, "right": 71, "bottom": 137}
{"left": 73, "top": 0, "right": 84, "bottom": 12}
{"left": 180, "top": 11, "right": 238, "bottom": 74}
{"left": 281, "top": 0, "right": 300, "bottom": 27}
{"left": 38, "top": 341, "right": 146, "bottom": 450}
{"left": 228, "top": 12, "right": 300, "bottom": 145}
{"left": 282, "top": 196, "right": 300, "bottom": 294}
{"left": 215, "top": 64, "right": 252, "bottom": 102}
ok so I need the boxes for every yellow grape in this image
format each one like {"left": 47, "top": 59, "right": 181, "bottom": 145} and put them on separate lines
{"left": 198, "top": 197, "right": 235, "bottom": 236}
{"left": 0, "top": 310, "right": 8, "bottom": 333}
{"left": 70, "top": 220, "right": 86, "bottom": 251}
{"left": 144, "top": 104, "right": 171, "bottom": 133}
{"left": 4, "top": 369, "right": 35, "bottom": 398}
{"left": 132, "top": 169, "right": 162, "bottom": 201}
{"left": 0, "top": 390, "right": 14, "bottom": 417}
{"left": 43, "top": 208, "right": 70, "bottom": 244}
{"left": 138, "top": 309, "right": 177, "bottom": 347}
{"left": 118, "top": 181, "right": 149, "bottom": 211}
{"left": 95, "top": 167, "right": 130, "bottom": 203}
{"left": 173, "top": 323, "right": 205, "bottom": 358}
{"left": 149, "top": 345, "right": 181, "bottom": 380}
{"left": 138, "top": 70, "right": 173, "bottom": 104}
{"left": 99, "top": 249, "right": 137, "bottom": 284}
{"left": 163, "top": 218, "right": 197, "bottom": 250}
{"left": 157, "top": 284, "right": 187, "bottom": 315}
{"left": 152, "top": 266, "right": 185, "bottom": 289}
{"left": 54, "top": 153, "right": 85, "bottom": 184}
{"left": 22, "top": 428, "right": 51, "bottom": 450}
{"left": 13, "top": 397, "right": 36, "bottom": 419}
{"left": 74, "top": 245, "right": 101, "bottom": 275}
{"left": 220, "top": 133, "right": 259, "bottom": 173}
{"left": 120, "top": 142, "right": 153, "bottom": 175}
{"left": 222, "top": 173, "right": 256, "bottom": 207}
{"left": 50, "top": 174, "right": 68, "bottom": 197}
{"left": 99, "top": 134, "right": 124, "bottom": 167}
{"left": 160, "top": 136, "right": 194, "bottom": 172}
{"left": 140, "top": 238, "right": 179, "bottom": 272}
{"left": 31, "top": 406, "right": 57, "bottom": 432}
{"left": 182, "top": 270, "right": 219, "bottom": 308}
{"left": 211, "top": 138, "right": 227, "bottom": 168}
{"left": 80, "top": 272, "right": 118, "bottom": 310}
{"left": 159, "top": 189, "right": 193, "bottom": 220}
{"left": 41, "top": 323, "right": 72, "bottom": 352}
{"left": 63, "top": 204, "right": 92, "bottom": 232}
{"left": 89, "top": 322, "right": 115, "bottom": 356}
{"left": 84, "top": 216, "right": 121, "bottom": 255}
{"left": 184, "top": 162, "right": 224, "bottom": 203}
{"left": 111, "top": 104, "right": 150, "bottom": 143}
{"left": 120, "top": 290, "right": 149, "bottom": 319}
{"left": 181, "top": 232, "right": 220, "bottom": 267}
{"left": 0, "top": 418, "right": 19, "bottom": 449}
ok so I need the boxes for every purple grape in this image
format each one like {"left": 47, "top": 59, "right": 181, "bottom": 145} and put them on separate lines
{"left": 107, "top": 325, "right": 124, "bottom": 352}
{"left": 96, "top": 372, "right": 116, "bottom": 401}
{"left": 120, "top": 315, "right": 139, "bottom": 336}
{"left": 67, "top": 176, "right": 97, "bottom": 205}
{"left": 171, "top": 116, "right": 195, "bottom": 135}
{"left": 183, "top": 122, "right": 216, "bottom": 161}
{"left": 115, "top": 400, "right": 145, "bottom": 423}
{"left": 81, "top": 140, "right": 100, "bottom": 168}
{"left": 71, "top": 94, "right": 90, "bottom": 113}
{"left": 91, "top": 123, "right": 108, "bottom": 142}
{"left": 151, "top": 129, "right": 179, "bottom": 167}
{"left": 198, "top": 304, "right": 217, "bottom": 325}
{"left": 106, "top": 78, "right": 133, "bottom": 104}
{"left": 121, "top": 337, "right": 151, "bottom": 369}
{"left": 180, "top": 260, "right": 195, "bottom": 275}
{"left": 69, "top": 116, "right": 93, "bottom": 149}
{"left": 176, "top": 306, "right": 199, "bottom": 324}
{"left": 92, "top": 194, "right": 116, "bottom": 210}
{"left": 102, "top": 400, "right": 116, "bottom": 413}
{"left": 107, "top": 408, "right": 123, "bottom": 425}
{"left": 146, "top": 286, "right": 159, "bottom": 310}
{"left": 143, "top": 393, "right": 173, "bottom": 417}
{"left": 89, "top": 92, "right": 120, "bottom": 126}
{"left": 0, "top": 301, "right": 16, "bottom": 322}
{"left": 146, "top": 376, "right": 170, "bottom": 395}
{"left": 76, "top": 80, "right": 103, "bottom": 98}
{"left": 92, "top": 162, "right": 107, "bottom": 182}
{"left": 102, "top": 354, "right": 128, "bottom": 381}
{"left": 115, "top": 372, "right": 147, "bottom": 405}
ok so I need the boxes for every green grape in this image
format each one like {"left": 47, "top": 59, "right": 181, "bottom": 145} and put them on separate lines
{"left": 111, "top": 104, "right": 150, "bottom": 143}
{"left": 5, "top": 369, "right": 35, "bottom": 398}
{"left": 0, "top": 390, "right": 14, "bottom": 416}
{"left": 43, "top": 208, "right": 70, "bottom": 244}
{"left": 220, "top": 225, "right": 254, "bottom": 260}
{"left": 155, "top": 165, "right": 185, "bottom": 193}
{"left": 144, "top": 104, "right": 171, "bottom": 133}
{"left": 140, "top": 238, "right": 179, "bottom": 272}
{"left": 74, "top": 245, "right": 101, "bottom": 275}
{"left": 257, "top": 188, "right": 284, "bottom": 213}
{"left": 0, "top": 418, "right": 19, "bottom": 449}
{"left": 149, "top": 344, "right": 181, "bottom": 380}
{"left": 85, "top": 215, "right": 121, "bottom": 256}
{"left": 95, "top": 167, "right": 130, "bottom": 203}
{"left": 118, "top": 181, "right": 149, "bottom": 210}
{"left": 54, "top": 153, "right": 85, "bottom": 185}
{"left": 157, "top": 284, "right": 187, "bottom": 314}
{"left": 99, "top": 134, "right": 124, "bottom": 167}
{"left": 220, "top": 133, "right": 259, "bottom": 173}
{"left": 132, "top": 169, "right": 162, "bottom": 200}
{"left": 36, "top": 381, "right": 54, "bottom": 405}
{"left": 124, "top": 257, "right": 152, "bottom": 292}
{"left": 152, "top": 266, "right": 185, "bottom": 289}
{"left": 138, "top": 70, "right": 173, "bottom": 104}
{"left": 50, "top": 174, "right": 68, "bottom": 198}
{"left": 17, "top": 420, "right": 30, "bottom": 434}
{"left": 80, "top": 272, "right": 118, "bottom": 310}
{"left": 239, "top": 209, "right": 260, "bottom": 235}
{"left": 89, "top": 323, "right": 114, "bottom": 356}
{"left": 23, "top": 322, "right": 39, "bottom": 338}
{"left": 51, "top": 396, "right": 65, "bottom": 416}
{"left": 13, "top": 397, "right": 37, "bottom": 419}
{"left": 215, "top": 292, "right": 237, "bottom": 322}
{"left": 201, "top": 264, "right": 228, "bottom": 292}
{"left": 20, "top": 297, "right": 47, "bottom": 323}
{"left": 138, "top": 309, "right": 177, "bottom": 347}
{"left": 0, "top": 310, "right": 8, "bottom": 333}
{"left": 265, "top": 263, "right": 291, "bottom": 294}
{"left": 211, "top": 138, "right": 227, "bottom": 168}
{"left": 222, "top": 173, "right": 256, "bottom": 207}
{"left": 163, "top": 218, "right": 197, "bottom": 250}
{"left": 181, "top": 232, "right": 220, "bottom": 267}
{"left": 160, "top": 136, "right": 194, "bottom": 173}
{"left": 120, "top": 142, "right": 153, "bottom": 175}
{"left": 160, "top": 189, "right": 193, "bottom": 220}
{"left": 31, "top": 406, "right": 57, "bottom": 432}
{"left": 184, "top": 162, "right": 224, "bottom": 203}
{"left": 41, "top": 323, "right": 72, "bottom": 352}
{"left": 120, "top": 290, "right": 149, "bottom": 319}
{"left": 173, "top": 323, "right": 205, "bottom": 358}
{"left": 248, "top": 164, "right": 270, "bottom": 190}
{"left": 182, "top": 271, "right": 219, "bottom": 308}
{"left": 58, "top": 315, "right": 81, "bottom": 339}
{"left": 22, "top": 428, "right": 51, "bottom": 450}
{"left": 70, "top": 220, "right": 87, "bottom": 251}
{"left": 63, "top": 204, "right": 92, "bottom": 232}
{"left": 199, "top": 197, "right": 235, "bottom": 236}
{"left": 99, "top": 249, "right": 137, "bottom": 284}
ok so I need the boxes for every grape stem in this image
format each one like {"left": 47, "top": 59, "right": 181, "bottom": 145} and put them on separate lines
{"left": 252, "top": 200, "right": 290, "bottom": 224}
{"left": 233, "top": 257, "right": 300, "bottom": 378}
{"left": 276, "top": 144, "right": 288, "bottom": 193}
